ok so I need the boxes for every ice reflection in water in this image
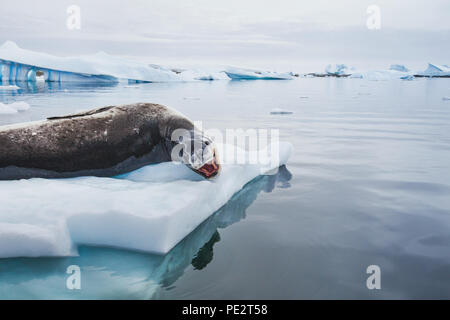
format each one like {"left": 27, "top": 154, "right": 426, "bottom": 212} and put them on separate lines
{"left": 0, "top": 167, "right": 292, "bottom": 299}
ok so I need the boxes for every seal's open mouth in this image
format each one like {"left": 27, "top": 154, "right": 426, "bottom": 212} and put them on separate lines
{"left": 197, "top": 158, "right": 220, "bottom": 178}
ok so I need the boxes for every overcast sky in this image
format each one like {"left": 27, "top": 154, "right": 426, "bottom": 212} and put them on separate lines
{"left": 1, "top": 0, "right": 449, "bottom": 71}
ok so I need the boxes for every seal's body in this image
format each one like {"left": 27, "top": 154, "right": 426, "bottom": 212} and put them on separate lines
{"left": 0, "top": 103, "right": 219, "bottom": 180}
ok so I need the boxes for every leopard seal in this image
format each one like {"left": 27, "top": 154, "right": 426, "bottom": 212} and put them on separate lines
{"left": 0, "top": 103, "right": 220, "bottom": 180}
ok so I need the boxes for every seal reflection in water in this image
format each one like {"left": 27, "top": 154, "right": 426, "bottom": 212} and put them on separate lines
{"left": 0, "top": 103, "right": 220, "bottom": 180}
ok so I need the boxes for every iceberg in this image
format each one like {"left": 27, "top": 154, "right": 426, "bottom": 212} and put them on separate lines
{"left": 349, "top": 69, "right": 414, "bottom": 81}
{"left": 0, "top": 41, "right": 292, "bottom": 83}
{"left": 0, "top": 142, "right": 292, "bottom": 258}
{"left": 415, "top": 63, "right": 450, "bottom": 78}
{"left": 179, "top": 68, "right": 231, "bottom": 81}
{"left": 0, "top": 41, "right": 178, "bottom": 83}
{"left": 224, "top": 67, "right": 293, "bottom": 80}
{"left": 325, "top": 64, "right": 351, "bottom": 77}
{"left": 307, "top": 63, "right": 433, "bottom": 80}
{"left": 400, "top": 74, "right": 415, "bottom": 81}
{"left": 389, "top": 64, "right": 409, "bottom": 72}
{"left": 305, "top": 64, "right": 353, "bottom": 78}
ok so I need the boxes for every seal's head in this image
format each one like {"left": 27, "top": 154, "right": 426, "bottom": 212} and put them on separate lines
{"left": 170, "top": 129, "right": 220, "bottom": 179}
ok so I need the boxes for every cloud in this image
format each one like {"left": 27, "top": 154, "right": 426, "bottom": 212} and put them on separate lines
{"left": 0, "top": 0, "right": 448, "bottom": 70}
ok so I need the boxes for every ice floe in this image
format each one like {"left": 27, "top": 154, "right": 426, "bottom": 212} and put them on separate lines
{"left": 348, "top": 69, "right": 414, "bottom": 81}
{"left": 325, "top": 64, "right": 351, "bottom": 77}
{"left": 306, "top": 63, "right": 450, "bottom": 80}
{"left": 400, "top": 75, "right": 415, "bottom": 80}
{"left": 0, "top": 142, "right": 292, "bottom": 258}
{"left": 224, "top": 67, "right": 293, "bottom": 80}
{"left": 0, "top": 168, "right": 292, "bottom": 299}
{"left": 416, "top": 63, "right": 450, "bottom": 78}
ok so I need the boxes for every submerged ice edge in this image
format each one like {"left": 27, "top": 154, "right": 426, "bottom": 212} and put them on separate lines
{"left": 0, "top": 169, "right": 292, "bottom": 299}
{"left": 0, "top": 142, "right": 292, "bottom": 258}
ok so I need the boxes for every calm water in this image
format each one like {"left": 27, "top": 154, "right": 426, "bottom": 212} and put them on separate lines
{"left": 0, "top": 78, "right": 449, "bottom": 299}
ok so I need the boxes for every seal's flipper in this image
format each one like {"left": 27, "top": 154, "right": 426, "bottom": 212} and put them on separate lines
{"left": 47, "top": 106, "right": 115, "bottom": 120}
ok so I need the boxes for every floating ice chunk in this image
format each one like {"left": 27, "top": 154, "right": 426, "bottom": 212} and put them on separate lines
{"left": 0, "top": 169, "right": 292, "bottom": 299}
{"left": 349, "top": 69, "right": 413, "bottom": 81}
{"left": 348, "top": 72, "right": 363, "bottom": 79}
{"left": 224, "top": 67, "right": 293, "bottom": 80}
{"left": 0, "top": 101, "right": 30, "bottom": 114}
{"left": 325, "top": 64, "right": 350, "bottom": 76}
{"left": 0, "top": 85, "right": 19, "bottom": 90}
{"left": 179, "top": 68, "right": 231, "bottom": 81}
{"left": 390, "top": 64, "right": 409, "bottom": 72}
{"left": 270, "top": 108, "right": 293, "bottom": 115}
{"left": 309, "top": 64, "right": 420, "bottom": 80}
{"left": 0, "top": 142, "right": 292, "bottom": 258}
{"left": 416, "top": 63, "right": 450, "bottom": 77}
{"left": 400, "top": 75, "right": 414, "bottom": 80}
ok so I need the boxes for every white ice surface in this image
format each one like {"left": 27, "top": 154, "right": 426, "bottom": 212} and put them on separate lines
{"left": 224, "top": 66, "right": 293, "bottom": 80}
{"left": 325, "top": 64, "right": 351, "bottom": 76}
{"left": 0, "top": 101, "right": 30, "bottom": 114}
{"left": 389, "top": 64, "right": 409, "bottom": 72}
{"left": 309, "top": 63, "right": 450, "bottom": 80}
{"left": 0, "top": 41, "right": 292, "bottom": 83}
{"left": 179, "top": 68, "right": 231, "bottom": 81}
{"left": 348, "top": 69, "right": 414, "bottom": 80}
{"left": 0, "top": 142, "right": 292, "bottom": 258}
{"left": 400, "top": 75, "right": 415, "bottom": 81}
{"left": 0, "top": 41, "right": 179, "bottom": 83}
{"left": 309, "top": 64, "right": 417, "bottom": 80}
{"left": 417, "top": 63, "right": 450, "bottom": 77}
{"left": 0, "top": 85, "right": 19, "bottom": 90}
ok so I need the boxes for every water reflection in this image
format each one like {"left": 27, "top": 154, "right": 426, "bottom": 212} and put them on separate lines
{"left": 0, "top": 166, "right": 292, "bottom": 299}
{"left": 0, "top": 80, "right": 119, "bottom": 96}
